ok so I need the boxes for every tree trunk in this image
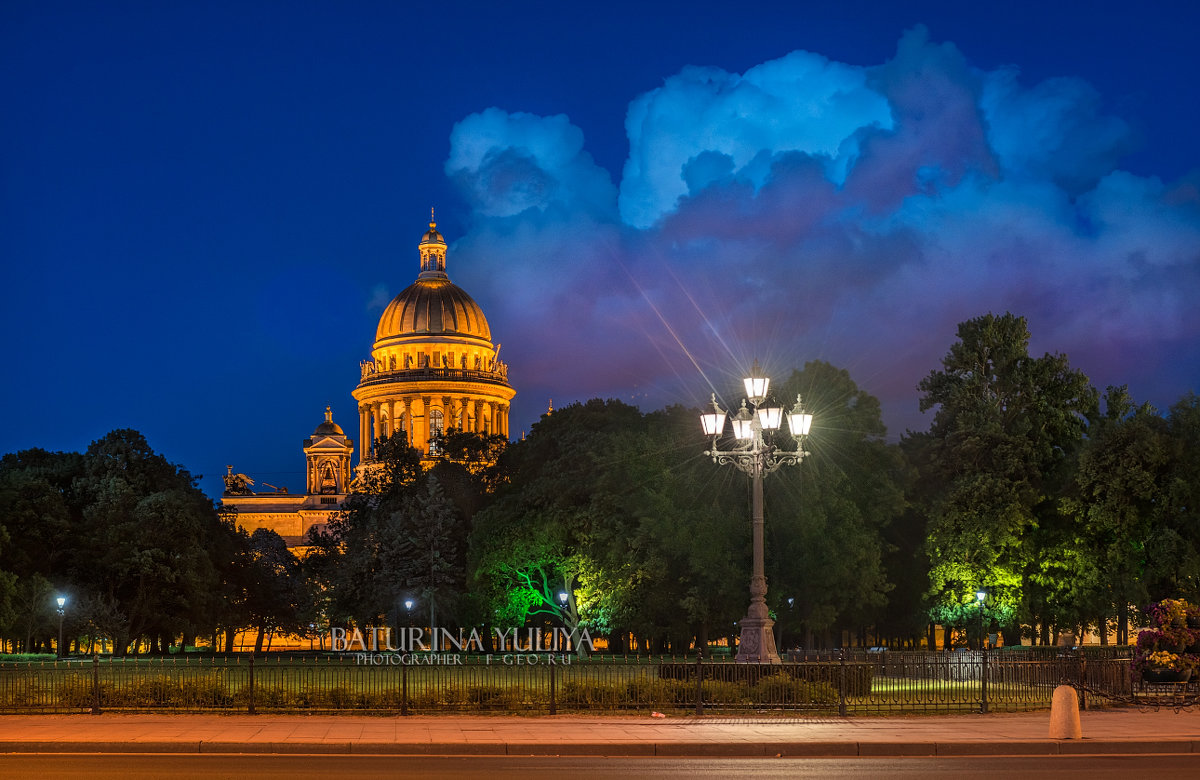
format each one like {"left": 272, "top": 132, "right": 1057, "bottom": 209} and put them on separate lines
{"left": 254, "top": 626, "right": 265, "bottom": 655}
{"left": 942, "top": 624, "right": 952, "bottom": 650}
{"left": 224, "top": 628, "right": 235, "bottom": 654}
{"left": 1098, "top": 618, "right": 1108, "bottom": 645}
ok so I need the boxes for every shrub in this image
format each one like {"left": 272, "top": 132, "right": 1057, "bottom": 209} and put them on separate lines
{"left": 558, "top": 680, "right": 617, "bottom": 707}
{"left": 750, "top": 673, "right": 838, "bottom": 705}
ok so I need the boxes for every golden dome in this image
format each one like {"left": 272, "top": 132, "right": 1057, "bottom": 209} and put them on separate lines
{"left": 373, "top": 216, "right": 492, "bottom": 345}
{"left": 375, "top": 277, "right": 492, "bottom": 343}
{"left": 312, "top": 406, "right": 345, "bottom": 436}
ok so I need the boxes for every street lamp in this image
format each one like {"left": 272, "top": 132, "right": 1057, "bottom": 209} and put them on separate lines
{"left": 701, "top": 361, "right": 813, "bottom": 663}
{"left": 55, "top": 596, "right": 67, "bottom": 659}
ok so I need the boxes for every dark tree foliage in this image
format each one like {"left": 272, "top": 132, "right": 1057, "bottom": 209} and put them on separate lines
{"left": 0, "top": 431, "right": 243, "bottom": 654}
{"left": 767, "top": 362, "right": 906, "bottom": 649}
{"left": 244, "top": 528, "right": 307, "bottom": 653}
{"left": 469, "top": 370, "right": 902, "bottom": 653}
{"left": 306, "top": 430, "right": 498, "bottom": 633}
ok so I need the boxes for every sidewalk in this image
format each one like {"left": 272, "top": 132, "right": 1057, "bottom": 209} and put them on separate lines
{"left": 2, "top": 708, "right": 1199, "bottom": 756}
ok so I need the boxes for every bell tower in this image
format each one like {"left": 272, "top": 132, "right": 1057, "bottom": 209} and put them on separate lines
{"left": 303, "top": 406, "right": 354, "bottom": 494}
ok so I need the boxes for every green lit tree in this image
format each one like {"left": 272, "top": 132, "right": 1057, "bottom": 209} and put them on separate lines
{"left": 914, "top": 313, "right": 1095, "bottom": 645}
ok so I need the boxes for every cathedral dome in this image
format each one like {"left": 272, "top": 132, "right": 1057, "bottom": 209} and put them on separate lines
{"left": 373, "top": 214, "right": 492, "bottom": 345}
{"left": 312, "top": 406, "right": 345, "bottom": 436}
{"left": 375, "top": 277, "right": 492, "bottom": 343}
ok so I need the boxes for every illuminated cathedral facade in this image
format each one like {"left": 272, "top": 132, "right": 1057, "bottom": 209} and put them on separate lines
{"left": 221, "top": 215, "right": 514, "bottom": 546}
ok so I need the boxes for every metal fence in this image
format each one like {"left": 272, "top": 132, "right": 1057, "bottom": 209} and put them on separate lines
{"left": 0, "top": 650, "right": 1148, "bottom": 715}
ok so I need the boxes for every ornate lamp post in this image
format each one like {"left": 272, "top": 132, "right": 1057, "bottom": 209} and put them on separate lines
{"left": 701, "top": 361, "right": 813, "bottom": 663}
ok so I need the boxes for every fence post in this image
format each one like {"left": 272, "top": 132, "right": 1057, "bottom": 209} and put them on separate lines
{"left": 838, "top": 648, "right": 847, "bottom": 717}
{"left": 401, "top": 659, "right": 409, "bottom": 716}
{"left": 694, "top": 651, "right": 703, "bottom": 716}
{"left": 980, "top": 647, "right": 989, "bottom": 714}
{"left": 247, "top": 654, "right": 255, "bottom": 715}
{"left": 91, "top": 654, "right": 101, "bottom": 715}
{"left": 1078, "top": 652, "right": 1087, "bottom": 711}
{"left": 549, "top": 655, "right": 557, "bottom": 716}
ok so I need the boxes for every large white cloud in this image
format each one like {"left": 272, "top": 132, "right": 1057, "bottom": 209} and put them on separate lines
{"left": 445, "top": 28, "right": 1200, "bottom": 435}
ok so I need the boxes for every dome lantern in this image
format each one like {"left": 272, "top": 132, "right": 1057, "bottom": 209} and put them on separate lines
{"left": 419, "top": 208, "right": 447, "bottom": 278}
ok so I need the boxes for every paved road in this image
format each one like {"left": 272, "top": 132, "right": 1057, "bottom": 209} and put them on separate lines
{"left": 1, "top": 753, "right": 1196, "bottom": 779}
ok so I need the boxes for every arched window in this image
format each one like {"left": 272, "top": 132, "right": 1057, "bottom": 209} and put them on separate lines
{"left": 429, "top": 408, "right": 445, "bottom": 455}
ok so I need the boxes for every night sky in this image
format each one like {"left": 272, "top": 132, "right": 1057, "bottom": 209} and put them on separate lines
{"left": 4, "top": 1, "right": 1198, "bottom": 499}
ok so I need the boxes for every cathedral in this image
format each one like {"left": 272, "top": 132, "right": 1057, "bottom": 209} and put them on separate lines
{"left": 222, "top": 215, "right": 514, "bottom": 546}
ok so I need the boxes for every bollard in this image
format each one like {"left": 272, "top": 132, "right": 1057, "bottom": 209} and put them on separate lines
{"left": 1049, "top": 685, "right": 1082, "bottom": 739}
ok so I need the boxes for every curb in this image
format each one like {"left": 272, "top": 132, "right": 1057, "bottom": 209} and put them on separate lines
{"left": 2, "top": 740, "right": 1197, "bottom": 757}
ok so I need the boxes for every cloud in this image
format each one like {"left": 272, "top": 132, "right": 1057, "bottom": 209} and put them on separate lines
{"left": 445, "top": 108, "right": 617, "bottom": 220}
{"left": 445, "top": 27, "right": 1200, "bottom": 437}
{"left": 619, "top": 49, "right": 893, "bottom": 228}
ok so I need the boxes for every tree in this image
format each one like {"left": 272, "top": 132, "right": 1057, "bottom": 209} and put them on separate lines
{"left": 469, "top": 399, "right": 650, "bottom": 647}
{"left": 0, "top": 433, "right": 230, "bottom": 654}
{"left": 400, "top": 476, "right": 465, "bottom": 628}
{"left": 244, "top": 528, "right": 307, "bottom": 653}
{"left": 767, "top": 361, "right": 905, "bottom": 649}
{"left": 914, "top": 313, "right": 1095, "bottom": 645}
{"left": 306, "top": 433, "right": 477, "bottom": 633}
{"left": 73, "top": 430, "right": 227, "bottom": 653}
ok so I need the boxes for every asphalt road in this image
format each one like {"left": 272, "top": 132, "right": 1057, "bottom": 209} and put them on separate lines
{"left": 1, "top": 754, "right": 1195, "bottom": 779}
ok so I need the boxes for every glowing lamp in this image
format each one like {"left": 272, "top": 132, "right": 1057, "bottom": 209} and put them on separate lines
{"left": 976, "top": 591, "right": 986, "bottom": 603}
{"left": 787, "top": 395, "right": 813, "bottom": 436}
{"left": 700, "top": 411, "right": 726, "bottom": 436}
{"left": 743, "top": 361, "right": 769, "bottom": 405}
{"left": 757, "top": 406, "right": 783, "bottom": 431}
{"left": 56, "top": 596, "right": 66, "bottom": 609}
{"left": 558, "top": 592, "right": 569, "bottom": 604}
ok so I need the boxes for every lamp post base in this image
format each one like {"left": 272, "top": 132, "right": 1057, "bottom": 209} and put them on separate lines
{"left": 736, "top": 616, "right": 782, "bottom": 663}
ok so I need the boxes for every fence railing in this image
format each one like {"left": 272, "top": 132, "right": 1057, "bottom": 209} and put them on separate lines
{"left": 0, "top": 651, "right": 1149, "bottom": 715}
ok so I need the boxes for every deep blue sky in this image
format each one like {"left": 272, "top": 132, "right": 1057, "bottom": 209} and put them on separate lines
{"left": 3, "top": 1, "right": 1198, "bottom": 499}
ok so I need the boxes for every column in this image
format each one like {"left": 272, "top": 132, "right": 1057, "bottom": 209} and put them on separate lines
{"left": 358, "top": 406, "right": 368, "bottom": 463}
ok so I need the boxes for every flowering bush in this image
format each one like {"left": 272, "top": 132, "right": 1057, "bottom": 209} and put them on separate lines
{"left": 1133, "top": 599, "right": 1200, "bottom": 676}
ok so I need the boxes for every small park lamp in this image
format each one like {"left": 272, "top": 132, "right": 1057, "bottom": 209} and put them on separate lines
{"left": 976, "top": 591, "right": 987, "bottom": 649}
{"left": 558, "top": 592, "right": 568, "bottom": 605}
{"left": 55, "top": 596, "right": 67, "bottom": 659}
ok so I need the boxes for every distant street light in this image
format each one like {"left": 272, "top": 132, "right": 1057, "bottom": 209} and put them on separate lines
{"left": 701, "top": 361, "right": 813, "bottom": 663}
{"left": 55, "top": 596, "right": 67, "bottom": 659}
